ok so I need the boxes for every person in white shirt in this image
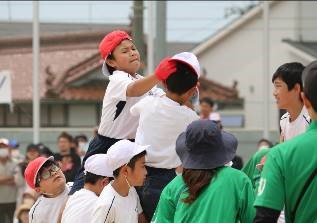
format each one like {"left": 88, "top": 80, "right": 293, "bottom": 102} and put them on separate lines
{"left": 24, "top": 156, "right": 69, "bottom": 223}
{"left": 260, "top": 62, "right": 311, "bottom": 223}
{"left": 61, "top": 154, "right": 113, "bottom": 223}
{"left": 92, "top": 140, "right": 148, "bottom": 223}
{"left": 70, "top": 30, "right": 169, "bottom": 194}
{"left": 130, "top": 52, "right": 200, "bottom": 221}
{"left": 272, "top": 62, "right": 311, "bottom": 142}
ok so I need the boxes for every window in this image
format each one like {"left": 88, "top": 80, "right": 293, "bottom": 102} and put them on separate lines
{"left": 221, "top": 115, "right": 244, "bottom": 128}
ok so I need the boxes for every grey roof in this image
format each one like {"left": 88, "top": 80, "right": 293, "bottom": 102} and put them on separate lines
{"left": 283, "top": 39, "right": 317, "bottom": 58}
{"left": 0, "top": 21, "right": 129, "bottom": 38}
{"left": 0, "top": 21, "right": 195, "bottom": 56}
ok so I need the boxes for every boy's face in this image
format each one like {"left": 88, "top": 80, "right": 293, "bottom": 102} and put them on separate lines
{"left": 127, "top": 155, "right": 147, "bottom": 187}
{"left": 35, "top": 163, "right": 66, "bottom": 196}
{"left": 273, "top": 77, "right": 300, "bottom": 109}
{"left": 107, "top": 40, "right": 140, "bottom": 75}
{"left": 200, "top": 102, "right": 213, "bottom": 118}
{"left": 58, "top": 137, "right": 72, "bottom": 153}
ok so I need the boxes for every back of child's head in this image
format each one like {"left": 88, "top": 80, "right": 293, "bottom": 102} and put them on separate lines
{"left": 165, "top": 62, "right": 198, "bottom": 95}
{"left": 84, "top": 172, "right": 105, "bottom": 185}
{"left": 200, "top": 97, "right": 214, "bottom": 107}
{"left": 272, "top": 62, "right": 305, "bottom": 91}
{"left": 302, "top": 61, "right": 317, "bottom": 111}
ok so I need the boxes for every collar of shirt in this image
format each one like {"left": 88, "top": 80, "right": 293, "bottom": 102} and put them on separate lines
{"left": 162, "top": 95, "right": 181, "bottom": 106}
{"left": 308, "top": 120, "right": 317, "bottom": 131}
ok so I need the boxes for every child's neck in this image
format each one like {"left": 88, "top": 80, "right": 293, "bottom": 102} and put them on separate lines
{"left": 111, "top": 178, "right": 130, "bottom": 197}
{"left": 287, "top": 100, "right": 304, "bottom": 122}
{"left": 166, "top": 92, "right": 185, "bottom": 105}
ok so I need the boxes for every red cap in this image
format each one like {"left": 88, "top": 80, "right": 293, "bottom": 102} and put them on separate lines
{"left": 99, "top": 30, "right": 132, "bottom": 60}
{"left": 24, "top": 156, "right": 54, "bottom": 189}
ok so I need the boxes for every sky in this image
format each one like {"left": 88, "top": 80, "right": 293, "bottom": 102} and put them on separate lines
{"left": 0, "top": 1, "right": 257, "bottom": 42}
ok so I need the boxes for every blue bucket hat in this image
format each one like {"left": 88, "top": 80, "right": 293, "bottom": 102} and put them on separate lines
{"left": 176, "top": 119, "right": 237, "bottom": 169}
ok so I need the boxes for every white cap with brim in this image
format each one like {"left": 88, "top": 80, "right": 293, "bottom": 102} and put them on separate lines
{"left": 171, "top": 52, "right": 201, "bottom": 77}
{"left": 84, "top": 154, "right": 113, "bottom": 177}
{"left": 107, "top": 140, "right": 149, "bottom": 171}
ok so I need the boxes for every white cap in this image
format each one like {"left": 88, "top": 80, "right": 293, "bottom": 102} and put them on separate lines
{"left": 107, "top": 140, "right": 149, "bottom": 171}
{"left": 171, "top": 52, "right": 200, "bottom": 77}
{"left": 209, "top": 112, "right": 221, "bottom": 121}
{"left": 0, "top": 138, "right": 9, "bottom": 147}
{"left": 84, "top": 154, "right": 113, "bottom": 177}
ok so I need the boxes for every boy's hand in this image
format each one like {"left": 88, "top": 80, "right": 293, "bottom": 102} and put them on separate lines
{"left": 154, "top": 58, "right": 177, "bottom": 81}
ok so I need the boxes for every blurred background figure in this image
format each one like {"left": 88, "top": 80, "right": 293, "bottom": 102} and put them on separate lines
{"left": 74, "top": 134, "right": 88, "bottom": 160}
{"left": 257, "top": 138, "right": 273, "bottom": 151}
{"left": 55, "top": 132, "right": 81, "bottom": 182}
{"left": 37, "top": 143, "right": 54, "bottom": 158}
{"left": 0, "top": 138, "right": 18, "bottom": 223}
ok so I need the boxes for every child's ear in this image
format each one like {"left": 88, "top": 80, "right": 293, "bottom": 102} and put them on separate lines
{"left": 34, "top": 187, "right": 41, "bottom": 194}
{"left": 301, "top": 92, "right": 312, "bottom": 109}
{"left": 106, "top": 58, "right": 117, "bottom": 69}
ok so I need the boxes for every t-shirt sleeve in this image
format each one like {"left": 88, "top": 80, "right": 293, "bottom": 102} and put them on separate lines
{"left": 151, "top": 184, "right": 176, "bottom": 223}
{"left": 254, "top": 149, "right": 285, "bottom": 211}
{"left": 130, "top": 96, "right": 151, "bottom": 116}
{"left": 237, "top": 176, "right": 256, "bottom": 223}
{"left": 92, "top": 203, "right": 115, "bottom": 223}
{"left": 107, "top": 71, "right": 133, "bottom": 101}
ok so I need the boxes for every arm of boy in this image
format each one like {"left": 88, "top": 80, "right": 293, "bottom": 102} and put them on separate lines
{"left": 126, "top": 74, "right": 159, "bottom": 97}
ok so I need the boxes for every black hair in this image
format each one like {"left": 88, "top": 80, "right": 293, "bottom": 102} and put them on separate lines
{"left": 26, "top": 144, "right": 40, "bottom": 152}
{"left": 37, "top": 143, "right": 54, "bottom": 157}
{"left": 302, "top": 61, "right": 317, "bottom": 111}
{"left": 58, "top": 131, "right": 73, "bottom": 142}
{"left": 84, "top": 172, "right": 106, "bottom": 185}
{"left": 106, "top": 54, "right": 116, "bottom": 75}
{"left": 166, "top": 62, "right": 198, "bottom": 95}
{"left": 257, "top": 138, "right": 273, "bottom": 148}
{"left": 200, "top": 97, "right": 214, "bottom": 107}
{"left": 113, "top": 150, "right": 146, "bottom": 178}
{"left": 272, "top": 62, "right": 305, "bottom": 91}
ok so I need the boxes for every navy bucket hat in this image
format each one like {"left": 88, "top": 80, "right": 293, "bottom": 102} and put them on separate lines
{"left": 176, "top": 119, "right": 237, "bottom": 169}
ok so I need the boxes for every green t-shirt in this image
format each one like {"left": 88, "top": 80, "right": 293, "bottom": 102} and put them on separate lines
{"left": 254, "top": 121, "right": 317, "bottom": 223}
{"left": 151, "top": 167, "right": 255, "bottom": 223}
{"left": 242, "top": 148, "right": 270, "bottom": 190}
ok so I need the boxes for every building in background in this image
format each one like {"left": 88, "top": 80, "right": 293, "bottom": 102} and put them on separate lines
{"left": 192, "top": 1, "right": 317, "bottom": 130}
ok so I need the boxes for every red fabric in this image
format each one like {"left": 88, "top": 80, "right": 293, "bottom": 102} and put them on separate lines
{"left": 99, "top": 30, "right": 132, "bottom": 60}
{"left": 154, "top": 58, "right": 177, "bottom": 81}
{"left": 24, "top": 156, "right": 51, "bottom": 189}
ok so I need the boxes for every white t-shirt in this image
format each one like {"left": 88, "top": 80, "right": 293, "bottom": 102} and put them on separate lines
{"left": 29, "top": 185, "right": 70, "bottom": 223}
{"left": 280, "top": 106, "right": 310, "bottom": 142}
{"left": 98, "top": 71, "right": 164, "bottom": 139}
{"left": 130, "top": 95, "right": 199, "bottom": 169}
{"left": 61, "top": 188, "right": 98, "bottom": 223}
{"left": 92, "top": 183, "right": 142, "bottom": 223}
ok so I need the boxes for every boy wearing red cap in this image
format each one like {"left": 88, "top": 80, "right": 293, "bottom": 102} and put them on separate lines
{"left": 130, "top": 52, "right": 200, "bottom": 220}
{"left": 24, "top": 156, "right": 69, "bottom": 223}
{"left": 70, "top": 30, "right": 175, "bottom": 194}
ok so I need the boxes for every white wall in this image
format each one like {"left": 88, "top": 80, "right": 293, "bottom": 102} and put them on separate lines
{"left": 197, "top": 1, "right": 316, "bottom": 133}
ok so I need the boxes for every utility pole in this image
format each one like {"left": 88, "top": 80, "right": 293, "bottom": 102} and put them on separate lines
{"left": 132, "top": 1, "right": 146, "bottom": 75}
{"left": 263, "top": 1, "right": 270, "bottom": 139}
{"left": 154, "top": 1, "right": 167, "bottom": 66}
{"left": 32, "top": 1, "right": 40, "bottom": 143}
{"left": 147, "top": 1, "right": 156, "bottom": 75}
